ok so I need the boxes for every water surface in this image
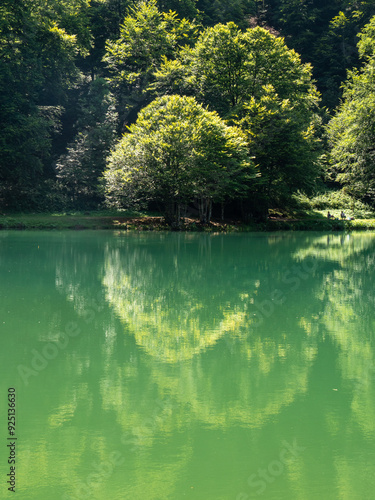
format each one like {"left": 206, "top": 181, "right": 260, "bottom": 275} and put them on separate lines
{"left": 1, "top": 231, "right": 375, "bottom": 499}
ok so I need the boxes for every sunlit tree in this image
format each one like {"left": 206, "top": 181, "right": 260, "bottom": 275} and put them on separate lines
{"left": 327, "top": 16, "right": 375, "bottom": 206}
{"left": 103, "top": 95, "right": 254, "bottom": 226}
{"left": 103, "top": 0, "right": 198, "bottom": 128}
{"left": 154, "top": 23, "right": 322, "bottom": 213}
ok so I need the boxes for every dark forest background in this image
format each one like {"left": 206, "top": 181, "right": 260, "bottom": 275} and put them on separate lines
{"left": 2, "top": 0, "right": 375, "bottom": 218}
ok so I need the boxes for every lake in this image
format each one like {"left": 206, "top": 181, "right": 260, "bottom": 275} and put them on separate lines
{"left": 1, "top": 230, "right": 375, "bottom": 499}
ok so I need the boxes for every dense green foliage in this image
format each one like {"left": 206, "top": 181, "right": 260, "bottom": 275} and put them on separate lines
{"left": 328, "top": 17, "right": 375, "bottom": 206}
{"left": 0, "top": 0, "right": 79, "bottom": 209}
{"left": 2, "top": 0, "right": 375, "bottom": 222}
{"left": 103, "top": 0, "right": 198, "bottom": 128}
{"left": 104, "top": 95, "right": 253, "bottom": 226}
{"left": 56, "top": 78, "right": 118, "bottom": 208}
{"left": 153, "top": 22, "right": 321, "bottom": 214}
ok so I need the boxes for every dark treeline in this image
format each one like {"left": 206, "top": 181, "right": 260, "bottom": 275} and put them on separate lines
{"left": 1, "top": 0, "right": 375, "bottom": 220}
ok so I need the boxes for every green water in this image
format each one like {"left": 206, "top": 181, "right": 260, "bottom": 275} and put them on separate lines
{"left": 1, "top": 231, "right": 375, "bottom": 500}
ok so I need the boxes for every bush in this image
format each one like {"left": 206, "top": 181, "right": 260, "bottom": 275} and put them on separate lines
{"left": 294, "top": 190, "right": 375, "bottom": 216}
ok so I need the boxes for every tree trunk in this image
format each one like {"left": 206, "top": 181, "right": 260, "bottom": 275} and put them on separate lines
{"left": 207, "top": 199, "right": 212, "bottom": 224}
{"left": 199, "top": 197, "right": 209, "bottom": 224}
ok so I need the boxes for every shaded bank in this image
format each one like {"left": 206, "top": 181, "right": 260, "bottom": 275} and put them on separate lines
{"left": 1, "top": 212, "right": 375, "bottom": 231}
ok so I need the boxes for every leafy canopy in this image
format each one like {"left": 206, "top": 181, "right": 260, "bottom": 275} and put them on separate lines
{"left": 154, "top": 23, "right": 321, "bottom": 207}
{"left": 327, "top": 18, "right": 375, "bottom": 204}
{"left": 0, "top": 0, "right": 81, "bottom": 208}
{"left": 104, "top": 95, "right": 254, "bottom": 225}
{"left": 103, "top": 0, "right": 198, "bottom": 126}
{"left": 154, "top": 23, "right": 319, "bottom": 116}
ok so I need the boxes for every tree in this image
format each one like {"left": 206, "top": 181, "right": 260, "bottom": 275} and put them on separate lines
{"left": 55, "top": 78, "right": 118, "bottom": 208}
{"left": 103, "top": 95, "right": 254, "bottom": 226}
{"left": 327, "top": 16, "right": 375, "bottom": 206}
{"left": 154, "top": 23, "right": 322, "bottom": 213}
{"left": 156, "top": 23, "right": 320, "bottom": 114}
{"left": 157, "top": 0, "right": 199, "bottom": 20}
{"left": 258, "top": 0, "right": 375, "bottom": 109}
{"left": 239, "top": 86, "right": 322, "bottom": 211}
{"left": 103, "top": 0, "right": 198, "bottom": 129}
{"left": 196, "top": 0, "right": 256, "bottom": 29}
{"left": 0, "top": 0, "right": 80, "bottom": 209}
{"left": 313, "top": 6, "right": 375, "bottom": 108}
{"left": 85, "top": 0, "right": 134, "bottom": 78}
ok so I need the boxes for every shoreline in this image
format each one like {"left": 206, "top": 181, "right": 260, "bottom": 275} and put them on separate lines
{"left": 1, "top": 213, "right": 375, "bottom": 231}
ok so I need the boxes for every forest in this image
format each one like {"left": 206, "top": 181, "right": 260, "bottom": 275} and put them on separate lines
{"left": 2, "top": 0, "right": 375, "bottom": 226}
